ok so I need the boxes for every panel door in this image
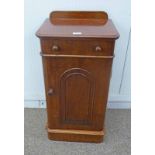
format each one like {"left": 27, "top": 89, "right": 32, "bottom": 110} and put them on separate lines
{"left": 43, "top": 57, "right": 113, "bottom": 131}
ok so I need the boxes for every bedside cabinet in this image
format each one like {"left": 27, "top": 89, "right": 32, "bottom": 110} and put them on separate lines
{"left": 36, "top": 11, "right": 119, "bottom": 143}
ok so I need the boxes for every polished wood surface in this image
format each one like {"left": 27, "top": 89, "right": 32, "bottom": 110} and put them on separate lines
{"left": 43, "top": 57, "right": 112, "bottom": 130}
{"left": 36, "top": 19, "right": 119, "bottom": 39}
{"left": 40, "top": 53, "right": 114, "bottom": 59}
{"left": 40, "top": 38, "right": 115, "bottom": 56}
{"left": 50, "top": 11, "right": 108, "bottom": 25}
{"left": 47, "top": 129, "right": 104, "bottom": 143}
{"left": 36, "top": 11, "right": 119, "bottom": 143}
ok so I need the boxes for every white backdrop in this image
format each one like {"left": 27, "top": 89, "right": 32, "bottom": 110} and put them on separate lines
{"left": 24, "top": 0, "right": 131, "bottom": 108}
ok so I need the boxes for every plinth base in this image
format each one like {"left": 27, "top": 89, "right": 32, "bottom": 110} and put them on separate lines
{"left": 47, "top": 128, "right": 104, "bottom": 143}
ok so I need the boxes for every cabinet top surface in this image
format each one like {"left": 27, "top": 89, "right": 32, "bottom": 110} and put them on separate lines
{"left": 36, "top": 19, "right": 119, "bottom": 39}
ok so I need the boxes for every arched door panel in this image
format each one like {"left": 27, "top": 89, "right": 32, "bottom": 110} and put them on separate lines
{"left": 60, "top": 68, "right": 95, "bottom": 126}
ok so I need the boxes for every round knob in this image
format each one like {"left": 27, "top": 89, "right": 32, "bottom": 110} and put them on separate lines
{"left": 52, "top": 45, "right": 59, "bottom": 51}
{"left": 47, "top": 88, "right": 53, "bottom": 96}
{"left": 95, "top": 46, "right": 102, "bottom": 52}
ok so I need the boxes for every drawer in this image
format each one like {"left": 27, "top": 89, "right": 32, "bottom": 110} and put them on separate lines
{"left": 40, "top": 38, "right": 115, "bottom": 56}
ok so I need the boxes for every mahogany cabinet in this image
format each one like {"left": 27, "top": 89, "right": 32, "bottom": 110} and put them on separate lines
{"left": 36, "top": 11, "right": 119, "bottom": 143}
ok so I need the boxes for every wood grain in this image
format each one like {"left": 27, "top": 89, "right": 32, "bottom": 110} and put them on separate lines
{"left": 36, "top": 19, "right": 119, "bottom": 39}
{"left": 48, "top": 128, "right": 104, "bottom": 136}
{"left": 40, "top": 38, "right": 115, "bottom": 56}
{"left": 36, "top": 11, "right": 119, "bottom": 143}
{"left": 42, "top": 57, "right": 113, "bottom": 131}
{"left": 60, "top": 68, "right": 95, "bottom": 125}
{"left": 50, "top": 11, "right": 108, "bottom": 25}
{"left": 47, "top": 128, "right": 104, "bottom": 143}
{"left": 40, "top": 53, "right": 114, "bottom": 59}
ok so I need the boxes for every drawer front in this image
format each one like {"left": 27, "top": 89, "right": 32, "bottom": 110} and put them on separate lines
{"left": 41, "top": 38, "right": 115, "bottom": 56}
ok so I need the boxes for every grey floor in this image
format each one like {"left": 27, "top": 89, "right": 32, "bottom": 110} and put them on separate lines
{"left": 25, "top": 109, "right": 131, "bottom": 155}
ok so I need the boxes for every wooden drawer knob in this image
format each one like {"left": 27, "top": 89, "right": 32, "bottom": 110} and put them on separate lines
{"left": 95, "top": 46, "right": 102, "bottom": 52}
{"left": 47, "top": 88, "right": 54, "bottom": 96}
{"left": 52, "top": 45, "right": 60, "bottom": 51}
